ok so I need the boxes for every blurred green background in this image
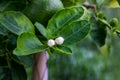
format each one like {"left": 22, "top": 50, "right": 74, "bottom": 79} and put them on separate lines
{"left": 48, "top": 7, "right": 120, "bottom": 80}
{"left": 48, "top": 32, "right": 120, "bottom": 80}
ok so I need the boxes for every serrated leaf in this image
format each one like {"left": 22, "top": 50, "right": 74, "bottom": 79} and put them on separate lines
{"left": 13, "top": 32, "right": 48, "bottom": 56}
{"left": 58, "top": 20, "right": 90, "bottom": 45}
{"left": 35, "top": 22, "right": 49, "bottom": 39}
{"left": 47, "top": 6, "right": 88, "bottom": 38}
{"left": 52, "top": 46, "right": 72, "bottom": 54}
{"left": 0, "top": 11, "right": 34, "bottom": 35}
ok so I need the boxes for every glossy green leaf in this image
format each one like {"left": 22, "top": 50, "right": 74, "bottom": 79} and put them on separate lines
{"left": 52, "top": 46, "right": 72, "bottom": 54}
{"left": 58, "top": 20, "right": 90, "bottom": 45}
{"left": 13, "top": 32, "right": 48, "bottom": 56}
{"left": 47, "top": 6, "right": 89, "bottom": 38}
{"left": 0, "top": 11, "right": 34, "bottom": 35}
{"left": 35, "top": 22, "right": 49, "bottom": 39}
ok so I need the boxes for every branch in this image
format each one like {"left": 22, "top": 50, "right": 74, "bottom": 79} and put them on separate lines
{"left": 33, "top": 51, "right": 49, "bottom": 80}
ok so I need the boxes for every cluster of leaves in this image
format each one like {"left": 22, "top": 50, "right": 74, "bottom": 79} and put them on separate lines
{"left": 0, "top": 0, "right": 120, "bottom": 80}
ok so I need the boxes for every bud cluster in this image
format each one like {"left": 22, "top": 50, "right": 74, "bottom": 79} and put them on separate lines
{"left": 47, "top": 37, "right": 64, "bottom": 47}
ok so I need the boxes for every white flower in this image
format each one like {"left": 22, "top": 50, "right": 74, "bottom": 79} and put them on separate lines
{"left": 55, "top": 37, "right": 64, "bottom": 45}
{"left": 48, "top": 39, "right": 55, "bottom": 47}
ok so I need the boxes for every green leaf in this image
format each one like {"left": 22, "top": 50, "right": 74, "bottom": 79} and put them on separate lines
{"left": 52, "top": 46, "right": 72, "bottom": 54}
{"left": 90, "top": 16, "right": 107, "bottom": 46}
{"left": 35, "top": 22, "right": 49, "bottom": 39}
{"left": 47, "top": 6, "right": 88, "bottom": 38}
{"left": 0, "top": 23, "right": 8, "bottom": 36}
{"left": 0, "top": 11, "right": 34, "bottom": 35}
{"left": 13, "top": 32, "right": 48, "bottom": 56}
{"left": 59, "top": 20, "right": 90, "bottom": 45}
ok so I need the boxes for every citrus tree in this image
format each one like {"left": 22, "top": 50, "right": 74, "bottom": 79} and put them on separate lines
{"left": 0, "top": 0, "right": 120, "bottom": 80}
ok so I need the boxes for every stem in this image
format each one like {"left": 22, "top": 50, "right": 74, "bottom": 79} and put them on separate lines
{"left": 6, "top": 52, "right": 11, "bottom": 69}
{"left": 83, "top": 0, "right": 97, "bottom": 16}
{"left": 33, "top": 51, "right": 49, "bottom": 80}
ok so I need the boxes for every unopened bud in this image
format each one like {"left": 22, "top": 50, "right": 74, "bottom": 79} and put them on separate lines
{"left": 48, "top": 39, "right": 55, "bottom": 47}
{"left": 55, "top": 37, "right": 64, "bottom": 45}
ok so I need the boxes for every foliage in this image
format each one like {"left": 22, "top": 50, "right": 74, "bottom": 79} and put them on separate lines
{"left": 0, "top": 0, "right": 120, "bottom": 80}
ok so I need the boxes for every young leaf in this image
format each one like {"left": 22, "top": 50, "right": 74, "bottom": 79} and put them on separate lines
{"left": 35, "top": 22, "right": 49, "bottom": 39}
{"left": 13, "top": 32, "right": 48, "bottom": 56}
{"left": 52, "top": 46, "right": 72, "bottom": 54}
{"left": 0, "top": 11, "right": 34, "bottom": 35}
{"left": 47, "top": 6, "right": 88, "bottom": 38}
{"left": 58, "top": 20, "right": 90, "bottom": 45}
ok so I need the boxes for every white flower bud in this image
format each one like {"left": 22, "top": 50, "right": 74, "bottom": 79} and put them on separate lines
{"left": 55, "top": 37, "right": 64, "bottom": 45}
{"left": 48, "top": 39, "right": 55, "bottom": 47}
